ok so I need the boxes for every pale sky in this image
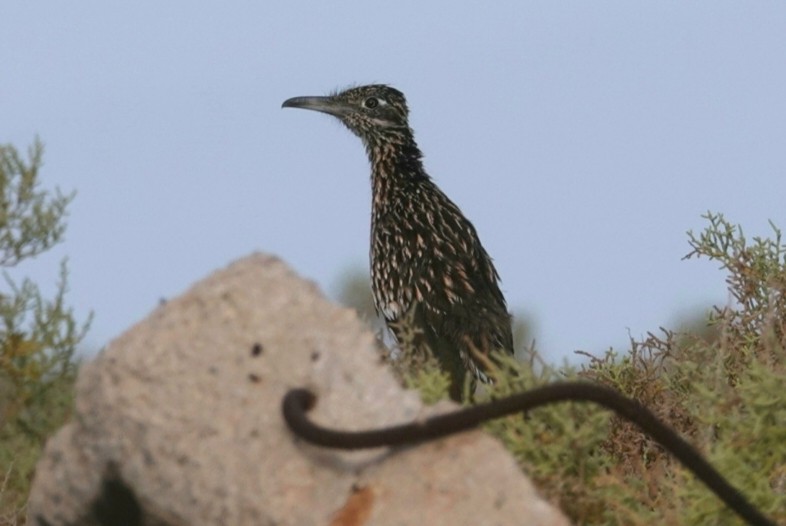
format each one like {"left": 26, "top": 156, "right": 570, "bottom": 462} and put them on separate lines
{"left": 3, "top": 2, "right": 785, "bottom": 362}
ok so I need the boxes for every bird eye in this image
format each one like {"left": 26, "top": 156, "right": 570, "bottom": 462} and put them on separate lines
{"left": 363, "top": 97, "right": 380, "bottom": 109}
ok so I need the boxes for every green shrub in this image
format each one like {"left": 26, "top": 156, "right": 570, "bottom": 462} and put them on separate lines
{"left": 0, "top": 140, "right": 88, "bottom": 525}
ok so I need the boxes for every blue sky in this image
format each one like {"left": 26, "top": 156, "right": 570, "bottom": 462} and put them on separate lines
{"left": 2, "top": 2, "right": 785, "bottom": 362}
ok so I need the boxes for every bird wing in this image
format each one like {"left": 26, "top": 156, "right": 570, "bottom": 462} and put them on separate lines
{"left": 405, "top": 187, "right": 514, "bottom": 362}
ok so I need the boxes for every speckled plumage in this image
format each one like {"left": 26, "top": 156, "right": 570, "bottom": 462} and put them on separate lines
{"left": 283, "top": 85, "right": 513, "bottom": 400}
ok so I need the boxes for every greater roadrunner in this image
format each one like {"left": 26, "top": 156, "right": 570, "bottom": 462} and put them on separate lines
{"left": 283, "top": 85, "right": 513, "bottom": 400}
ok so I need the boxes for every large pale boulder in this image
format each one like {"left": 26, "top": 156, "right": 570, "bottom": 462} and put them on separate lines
{"left": 27, "top": 253, "right": 569, "bottom": 526}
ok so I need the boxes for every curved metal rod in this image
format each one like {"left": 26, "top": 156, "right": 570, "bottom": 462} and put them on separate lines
{"left": 282, "top": 381, "right": 774, "bottom": 526}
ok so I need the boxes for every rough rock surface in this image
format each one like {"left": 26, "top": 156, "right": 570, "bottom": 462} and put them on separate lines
{"left": 27, "top": 253, "right": 570, "bottom": 526}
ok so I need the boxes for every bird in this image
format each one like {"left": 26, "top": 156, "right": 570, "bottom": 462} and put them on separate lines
{"left": 282, "top": 84, "right": 513, "bottom": 401}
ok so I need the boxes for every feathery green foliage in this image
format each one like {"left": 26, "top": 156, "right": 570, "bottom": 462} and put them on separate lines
{"left": 0, "top": 139, "right": 88, "bottom": 525}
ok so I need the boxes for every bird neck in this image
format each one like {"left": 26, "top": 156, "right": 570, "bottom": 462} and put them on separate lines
{"left": 365, "top": 129, "right": 430, "bottom": 210}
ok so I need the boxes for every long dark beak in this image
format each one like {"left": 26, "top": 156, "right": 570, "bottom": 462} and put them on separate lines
{"left": 281, "top": 96, "right": 351, "bottom": 117}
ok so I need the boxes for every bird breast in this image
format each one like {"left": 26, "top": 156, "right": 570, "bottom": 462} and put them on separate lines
{"left": 370, "top": 200, "right": 478, "bottom": 324}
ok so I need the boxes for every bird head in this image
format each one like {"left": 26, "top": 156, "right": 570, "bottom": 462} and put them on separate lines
{"left": 282, "top": 85, "right": 411, "bottom": 143}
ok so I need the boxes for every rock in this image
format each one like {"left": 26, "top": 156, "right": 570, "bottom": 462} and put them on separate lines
{"left": 27, "top": 253, "right": 570, "bottom": 526}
